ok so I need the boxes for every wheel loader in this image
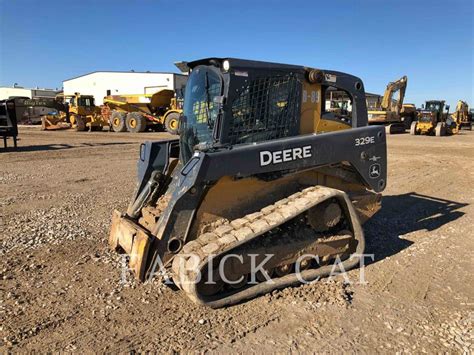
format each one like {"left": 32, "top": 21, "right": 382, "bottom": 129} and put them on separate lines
{"left": 410, "top": 100, "right": 457, "bottom": 136}
{"left": 368, "top": 75, "right": 414, "bottom": 134}
{"left": 41, "top": 93, "right": 108, "bottom": 131}
{"left": 103, "top": 89, "right": 183, "bottom": 134}
{"left": 109, "top": 58, "right": 387, "bottom": 308}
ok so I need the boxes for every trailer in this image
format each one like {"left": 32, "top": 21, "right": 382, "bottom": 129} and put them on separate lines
{"left": 0, "top": 99, "right": 18, "bottom": 148}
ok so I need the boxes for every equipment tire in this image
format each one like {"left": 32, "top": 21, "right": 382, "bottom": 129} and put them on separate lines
{"left": 126, "top": 112, "right": 147, "bottom": 133}
{"left": 74, "top": 115, "right": 87, "bottom": 131}
{"left": 403, "top": 116, "right": 412, "bottom": 130}
{"left": 111, "top": 111, "right": 127, "bottom": 132}
{"left": 410, "top": 121, "right": 418, "bottom": 135}
{"left": 435, "top": 122, "right": 446, "bottom": 137}
{"left": 164, "top": 112, "right": 180, "bottom": 135}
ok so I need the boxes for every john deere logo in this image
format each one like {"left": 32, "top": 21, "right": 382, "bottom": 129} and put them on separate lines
{"left": 369, "top": 163, "right": 381, "bottom": 179}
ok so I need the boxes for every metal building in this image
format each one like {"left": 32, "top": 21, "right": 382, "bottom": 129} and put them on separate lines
{"left": 63, "top": 71, "right": 187, "bottom": 105}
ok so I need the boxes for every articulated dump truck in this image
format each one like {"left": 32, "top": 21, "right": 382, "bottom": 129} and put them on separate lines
{"left": 109, "top": 58, "right": 387, "bottom": 308}
{"left": 103, "top": 89, "right": 183, "bottom": 134}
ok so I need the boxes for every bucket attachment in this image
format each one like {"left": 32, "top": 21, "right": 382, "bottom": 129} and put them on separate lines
{"left": 109, "top": 210, "right": 152, "bottom": 281}
{"left": 41, "top": 115, "right": 71, "bottom": 130}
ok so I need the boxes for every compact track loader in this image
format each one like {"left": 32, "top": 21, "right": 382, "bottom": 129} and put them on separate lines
{"left": 109, "top": 58, "right": 387, "bottom": 308}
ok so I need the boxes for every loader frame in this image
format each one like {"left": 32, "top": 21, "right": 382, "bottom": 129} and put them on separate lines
{"left": 112, "top": 125, "right": 386, "bottom": 278}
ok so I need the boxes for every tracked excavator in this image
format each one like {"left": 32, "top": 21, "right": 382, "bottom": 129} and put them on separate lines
{"left": 368, "top": 76, "right": 414, "bottom": 134}
{"left": 109, "top": 58, "right": 387, "bottom": 308}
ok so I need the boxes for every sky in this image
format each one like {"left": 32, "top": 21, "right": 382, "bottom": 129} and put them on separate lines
{"left": 0, "top": 0, "right": 472, "bottom": 108}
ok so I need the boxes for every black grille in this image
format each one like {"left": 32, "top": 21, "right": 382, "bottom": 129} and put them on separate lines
{"left": 229, "top": 74, "right": 301, "bottom": 144}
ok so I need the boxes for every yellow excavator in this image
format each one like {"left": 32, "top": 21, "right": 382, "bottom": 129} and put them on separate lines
{"left": 368, "top": 76, "right": 416, "bottom": 134}
{"left": 108, "top": 58, "right": 387, "bottom": 308}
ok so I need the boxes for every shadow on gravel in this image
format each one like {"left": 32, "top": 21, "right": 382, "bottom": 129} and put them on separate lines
{"left": 364, "top": 192, "right": 467, "bottom": 263}
{"left": 4, "top": 141, "right": 135, "bottom": 152}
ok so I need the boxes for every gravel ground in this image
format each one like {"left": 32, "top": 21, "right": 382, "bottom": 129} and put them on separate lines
{"left": 1, "top": 127, "right": 473, "bottom": 352}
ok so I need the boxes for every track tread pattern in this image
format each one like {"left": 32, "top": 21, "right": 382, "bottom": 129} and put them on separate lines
{"left": 171, "top": 185, "right": 337, "bottom": 301}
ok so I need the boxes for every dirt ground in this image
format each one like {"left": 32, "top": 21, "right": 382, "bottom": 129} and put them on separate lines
{"left": 1, "top": 127, "right": 473, "bottom": 352}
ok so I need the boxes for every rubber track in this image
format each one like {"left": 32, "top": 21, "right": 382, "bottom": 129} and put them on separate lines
{"left": 171, "top": 185, "right": 365, "bottom": 308}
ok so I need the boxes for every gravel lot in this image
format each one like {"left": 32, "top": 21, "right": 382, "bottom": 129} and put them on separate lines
{"left": 1, "top": 127, "right": 473, "bottom": 352}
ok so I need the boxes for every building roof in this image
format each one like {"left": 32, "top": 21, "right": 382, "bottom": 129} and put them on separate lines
{"left": 0, "top": 86, "right": 58, "bottom": 91}
{"left": 63, "top": 71, "right": 185, "bottom": 82}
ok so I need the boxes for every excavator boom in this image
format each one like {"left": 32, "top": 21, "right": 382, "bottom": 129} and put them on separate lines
{"left": 381, "top": 75, "right": 407, "bottom": 111}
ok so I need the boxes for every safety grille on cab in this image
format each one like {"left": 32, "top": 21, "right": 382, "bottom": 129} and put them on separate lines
{"left": 229, "top": 74, "right": 301, "bottom": 145}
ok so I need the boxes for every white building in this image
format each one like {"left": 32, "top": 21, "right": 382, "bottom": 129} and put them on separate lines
{"left": 63, "top": 71, "right": 187, "bottom": 105}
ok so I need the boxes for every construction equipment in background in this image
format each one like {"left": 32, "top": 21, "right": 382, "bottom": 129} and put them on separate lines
{"left": 410, "top": 100, "right": 457, "bottom": 136}
{"left": 8, "top": 96, "right": 65, "bottom": 125}
{"left": 400, "top": 103, "right": 418, "bottom": 124}
{"left": 12, "top": 96, "right": 70, "bottom": 130}
{"left": 367, "top": 76, "right": 416, "bottom": 134}
{"left": 451, "top": 100, "right": 472, "bottom": 130}
{"left": 0, "top": 99, "right": 18, "bottom": 148}
{"left": 41, "top": 93, "right": 108, "bottom": 131}
{"left": 108, "top": 57, "right": 387, "bottom": 308}
{"left": 103, "top": 88, "right": 183, "bottom": 134}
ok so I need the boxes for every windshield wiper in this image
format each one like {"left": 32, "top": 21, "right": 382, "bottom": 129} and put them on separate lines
{"left": 204, "top": 71, "right": 213, "bottom": 129}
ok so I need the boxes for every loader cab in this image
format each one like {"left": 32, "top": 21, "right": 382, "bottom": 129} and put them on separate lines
{"left": 67, "top": 94, "right": 96, "bottom": 116}
{"left": 68, "top": 94, "right": 95, "bottom": 108}
{"left": 76, "top": 95, "right": 95, "bottom": 107}
{"left": 419, "top": 100, "right": 446, "bottom": 124}
{"left": 180, "top": 58, "right": 368, "bottom": 163}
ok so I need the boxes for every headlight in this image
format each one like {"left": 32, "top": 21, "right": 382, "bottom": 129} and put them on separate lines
{"left": 223, "top": 60, "right": 230, "bottom": 71}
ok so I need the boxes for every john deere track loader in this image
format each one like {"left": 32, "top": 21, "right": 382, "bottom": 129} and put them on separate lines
{"left": 109, "top": 58, "right": 387, "bottom": 308}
